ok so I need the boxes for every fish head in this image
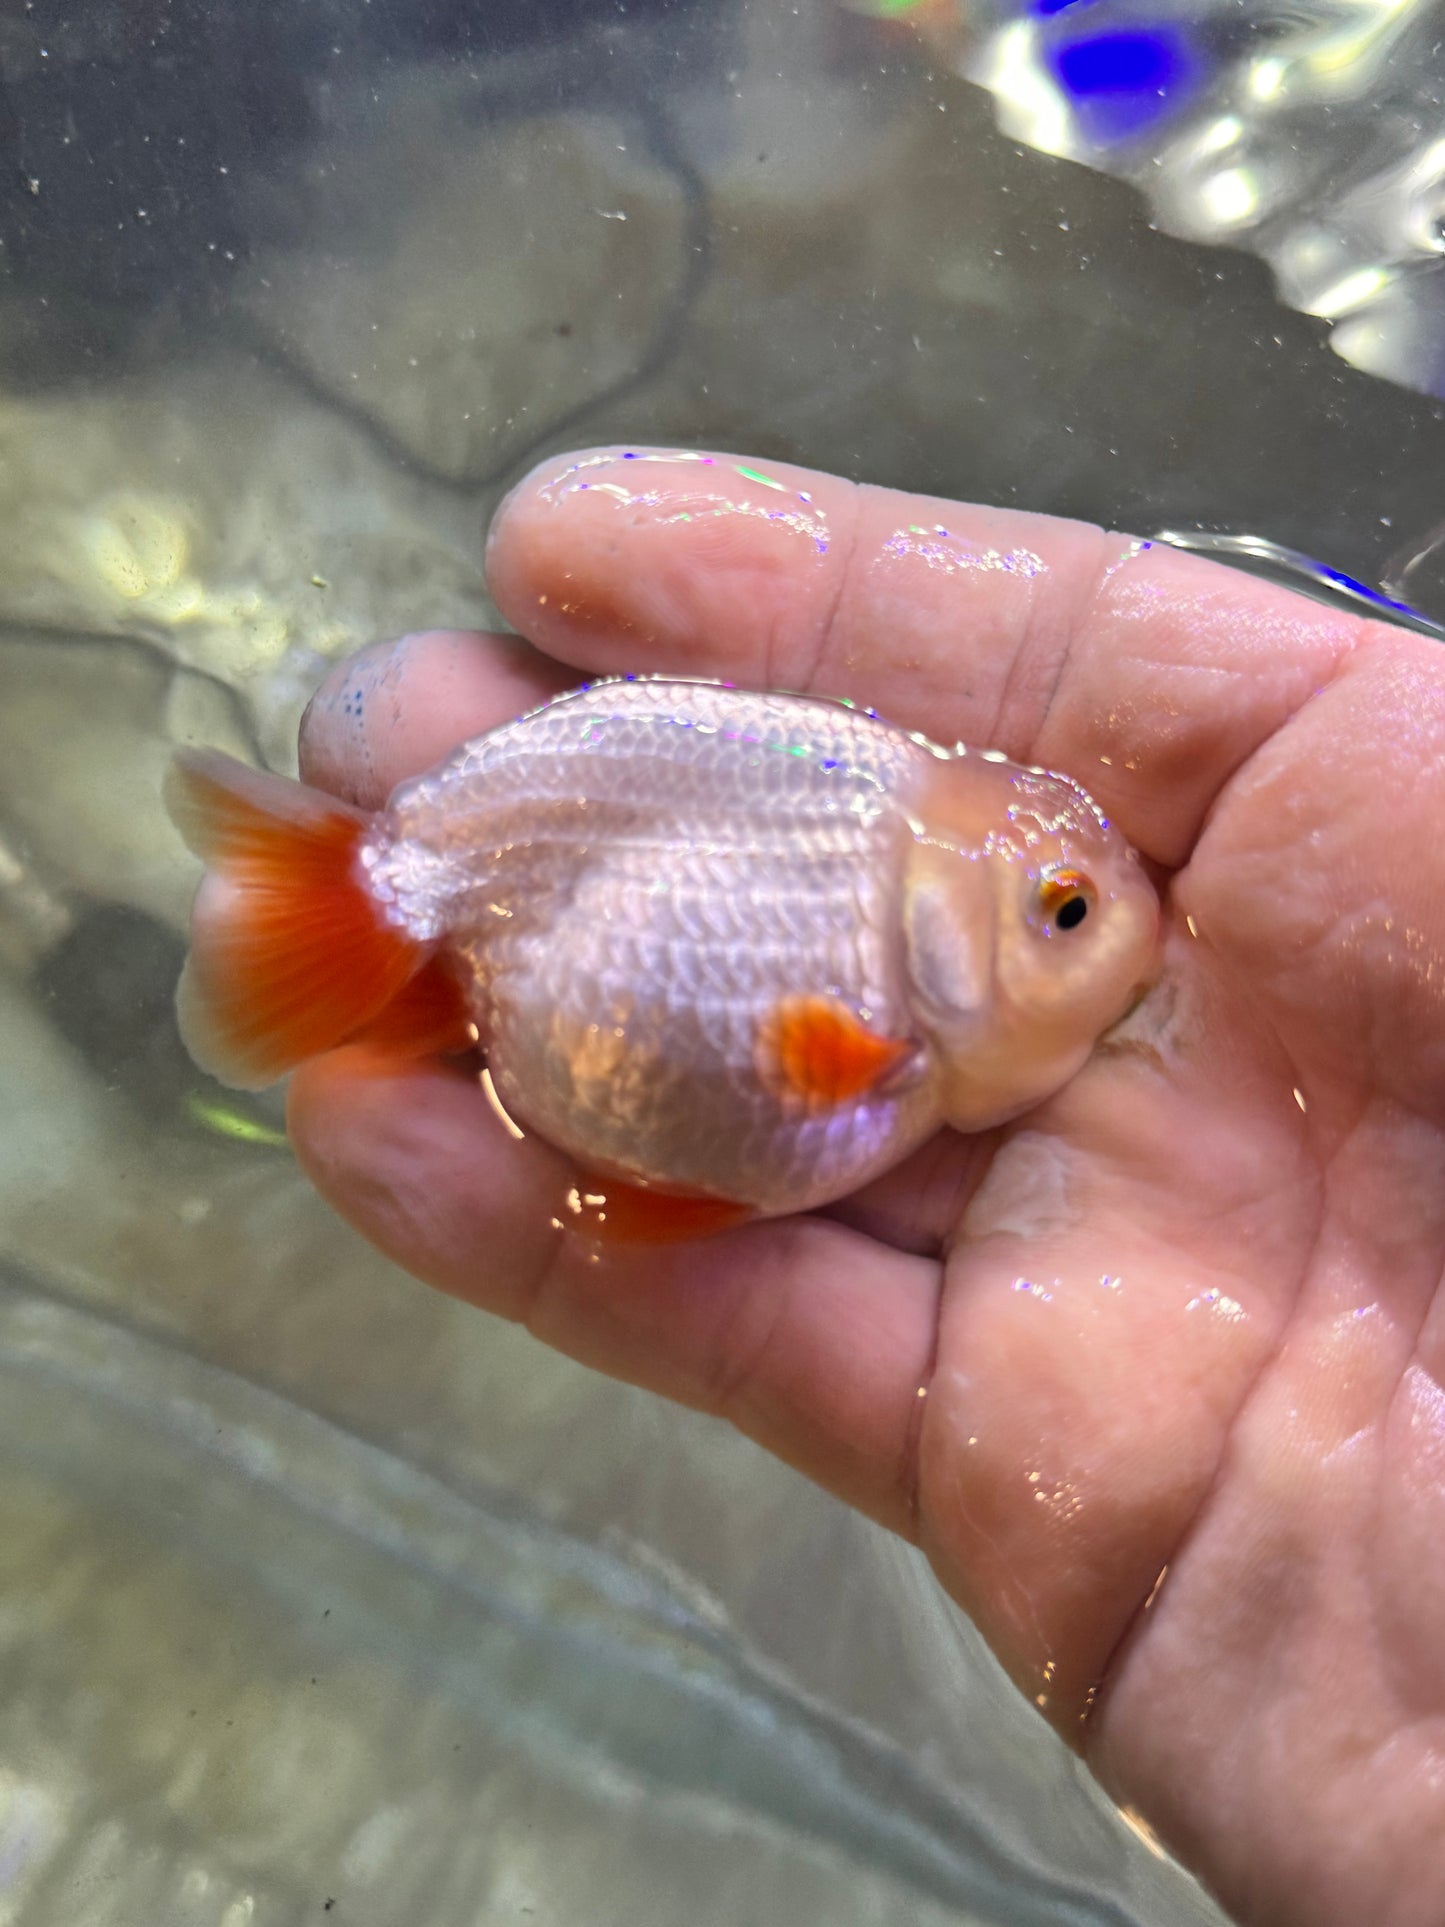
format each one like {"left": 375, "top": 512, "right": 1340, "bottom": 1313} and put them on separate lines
{"left": 900, "top": 752, "right": 1161, "bottom": 1130}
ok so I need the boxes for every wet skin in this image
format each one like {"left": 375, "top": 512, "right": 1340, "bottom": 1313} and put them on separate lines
{"left": 289, "top": 447, "right": 1445, "bottom": 1927}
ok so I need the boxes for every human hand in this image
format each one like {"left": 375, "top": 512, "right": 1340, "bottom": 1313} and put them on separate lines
{"left": 288, "top": 447, "right": 1445, "bottom": 1927}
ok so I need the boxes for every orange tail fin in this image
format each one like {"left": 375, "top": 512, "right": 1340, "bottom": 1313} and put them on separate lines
{"left": 165, "top": 750, "right": 455, "bottom": 1090}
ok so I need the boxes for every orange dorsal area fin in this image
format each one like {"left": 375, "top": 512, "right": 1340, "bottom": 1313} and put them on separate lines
{"left": 344, "top": 955, "right": 476, "bottom": 1061}
{"left": 568, "top": 1175, "right": 753, "bottom": 1247}
{"left": 166, "top": 749, "right": 430, "bottom": 1090}
{"left": 755, "top": 994, "right": 915, "bottom": 1113}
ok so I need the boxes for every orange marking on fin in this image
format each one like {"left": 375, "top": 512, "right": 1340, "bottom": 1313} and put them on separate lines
{"left": 568, "top": 1176, "right": 752, "bottom": 1247}
{"left": 166, "top": 749, "right": 430, "bottom": 1090}
{"left": 343, "top": 956, "right": 476, "bottom": 1061}
{"left": 755, "top": 994, "right": 913, "bottom": 1112}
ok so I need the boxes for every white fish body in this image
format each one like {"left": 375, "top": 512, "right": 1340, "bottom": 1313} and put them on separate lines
{"left": 167, "top": 677, "right": 1160, "bottom": 1232}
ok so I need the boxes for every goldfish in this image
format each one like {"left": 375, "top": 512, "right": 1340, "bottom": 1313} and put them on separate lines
{"left": 166, "top": 676, "right": 1159, "bottom": 1242}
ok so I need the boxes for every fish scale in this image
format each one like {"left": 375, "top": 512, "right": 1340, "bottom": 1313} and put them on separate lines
{"left": 366, "top": 686, "right": 930, "bottom": 1208}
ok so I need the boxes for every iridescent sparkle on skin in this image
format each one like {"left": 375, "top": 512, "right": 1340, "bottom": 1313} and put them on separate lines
{"left": 166, "top": 676, "right": 1159, "bottom": 1239}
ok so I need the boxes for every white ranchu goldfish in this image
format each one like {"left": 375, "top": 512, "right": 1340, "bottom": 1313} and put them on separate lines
{"left": 167, "top": 676, "right": 1159, "bottom": 1242}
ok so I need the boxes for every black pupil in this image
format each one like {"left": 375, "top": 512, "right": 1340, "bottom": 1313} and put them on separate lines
{"left": 1055, "top": 895, "right": 1088, "bottom": 931}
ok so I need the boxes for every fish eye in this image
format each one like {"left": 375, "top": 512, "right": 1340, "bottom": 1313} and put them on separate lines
{"left": 1034, "top": 866, "right": 1096, "bottom": 935}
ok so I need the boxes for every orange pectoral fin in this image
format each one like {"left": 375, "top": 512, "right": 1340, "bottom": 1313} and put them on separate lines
{"left": 755, "top": 994, "right": 916, "bottom": 1113}
{"left": 566, "top": 1175, "right": 753, "bottom": 1247}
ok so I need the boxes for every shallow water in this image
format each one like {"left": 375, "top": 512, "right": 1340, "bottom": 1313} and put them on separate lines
{"left": 1, "top": 1, "right": 1439, "bottom": 1921}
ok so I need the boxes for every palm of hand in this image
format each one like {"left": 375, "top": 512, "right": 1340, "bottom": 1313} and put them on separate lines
{"left": 923, "top": 645, "right": 1445, "bottom": 1927}
{"left": 289, "top": 450, "right": 1445, "bottom": 1927}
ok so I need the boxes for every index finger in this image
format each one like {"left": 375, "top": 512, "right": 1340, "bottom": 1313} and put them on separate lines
{"left": 485, "top": 446, "right": 1368, "bottom": 865}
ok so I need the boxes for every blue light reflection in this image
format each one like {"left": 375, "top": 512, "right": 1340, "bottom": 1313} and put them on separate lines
{"left": 1045, "top": 25, "right": 1197, "bottom": 144}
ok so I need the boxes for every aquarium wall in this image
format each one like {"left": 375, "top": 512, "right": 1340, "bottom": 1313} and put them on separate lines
{"left": 2, "top": 1, "right": 1440, "bottom": 1921}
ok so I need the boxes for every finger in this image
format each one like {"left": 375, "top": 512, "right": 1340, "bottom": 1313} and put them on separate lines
{"left": 287, "top": 1049, "right": 941, "bottom": 1537}
{"left": 298, "top": 629, "right": 575, "bottom": 808}
{"left": 485, "top": 445, "right": 1365, "bottom": 865}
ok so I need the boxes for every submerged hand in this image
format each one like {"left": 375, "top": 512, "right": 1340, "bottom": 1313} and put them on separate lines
{"left": 288, "top": 447, "right": 1445, "bottom": 1927}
